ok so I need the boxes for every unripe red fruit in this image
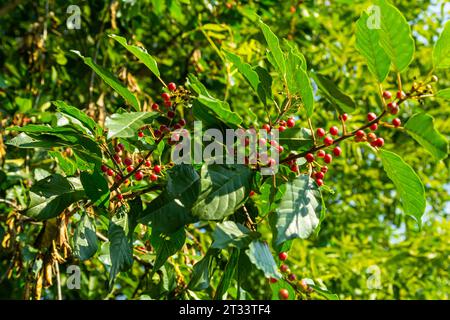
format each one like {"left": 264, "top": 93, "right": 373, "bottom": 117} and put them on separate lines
{"left": 324, "top": 136, "right": 333, "bottom": 146}
{"left": 118, "top": 143, "right": 125, "bottom": 151}
{"left": 367, "top": 132, "right": 377, "bottom": 142}
{"left": 316, "top": 178, "right": 324, "bottom": 186}
{"left": 126, "top": 165, "right": 134, "bottom": 173}
{"left": 383, "top": 91, "right": 392, "bottom": 99}
{"left": 114, "top": 145, "right": 121, "bottom": 153}
{"left": 154, "top": 129, "right": 162, "bottom": 137}
{"left": 101, "top": 164, "right": 108, "bottom": 172}
{"left": 259, "top": 138, "right": 267, "bottom": 147}
{"left": 113, "top": 154, "right": 121, "bottom": 163}
{"left": 280, "top": 264, "right": 289, "bottom": 273}
{"left": 324, "top": 154, "right": 333, "bottom": 164}
{"left": 290, "top": 164, "right": 298, "bottom": 173}
{"left": 315, "top": 171, "right": 324, "bottom": 180}
{"left": 341, "top": 113, "right": 348, "bottom": 121}
{"left": 375, "top": 138, "right": 384, "bottom": 147}
{"left": 168, "top": 82, "right": 176, "bottom": 91}
{"left": 305, "top": 153, "right": 314, "bottom": 163}
{"left": 356, "top": 130, "right": 365, "bottom": 138}
{"left": 321, "top": 166, "right": 328, "bottom": 173}
{"left": 316, "top": 128, "right": 325, "bottom": 137}
{"left": 280, "top": 120, "right": 287, "bottom": 127}
{"left": 270, "top": 140, "right": 278, "bottom": 147}
{"left": 152, "top": 103, "right": 159, "bottom": 111}
{"left": 178, "top": 119, "right": 186, "bottom": 126}
{"left": 153, "top": 165, "right": 162, "bottom": 174}
{"left": 124, "top": 158, "right": 132, "bottom": 166}
{"left": 134, "top": 171, "right": 144, "bottom": 181}
{"left": 249, "top": 190, "right": 256, "bottom": 197}
{"left": 392, "top": 118, "right": 401, "bottom": 127}
{"left": 279, "top": 289, "right": 289, "bottom": 300}
{"left": 370, "top": 123, "right": 378, "bottom": 131}
{"left": 329, "top": 126, "right": 339, "bottom": 136}
{"left": 333, "top": 146, "right": 342, "bottom": 156}
{"left": 164, "top": 100, "right": 172, "bottom": 108}
{"left": 277, "top": 145, "right": 284, "bottom": 153}
{"left": 397, "top": 91, "right": 405, "bottom": 99}
{"left": 370, "top": 140, "right": 378, "bottom": 147}
{"left": 278, "top": 125, "right": 286, "bottom": 132}
{"left": 278, "top": 252, "right": 288, "bottom": 261}
{"left": 173, "top": 124, "right": 182, "bottom": 130}
{"left": 150, "top": 173, "right": 158, "bottom": 182}
{"left": 389, "top": 106, "right": 399, "bottom": 115}
{"left": 262, "top": 123, "right": 271, "bottom": 132}
{"left": 269, "top": 277, "right": 278, "bottom": 284}
{"left": 114, "top": 174, "right": 122, "bottom": 182}
{"left": 117, "top": 194, "right": 123, "bottom": 201}
{"left": 161, "top": 92, "right": 170, "bottom": 101}
{"left": 167, "top": 111, "right": 175, "bottom": 119}
{"left": 145, "top": 160, "right": 152, "bottom": 167}
{"left": 317, "top": 150, "right": 326, "bottom": 158}
{"left": 138, "top": 131, "right": 144, "bottom": 138}
{"left": 288, "top": 274, "right": 297, "bottom": 281}
{"left": 107, "top": 169, "right": 114, "bottom": 176}
{"left": 287, "top": 118, "right": 295, "bottom": 128}
{"left": 367, "top": 112, "right": 377, "bottom": 122}
{"left": 160, "top": 125, "right": 170, "bottom": 133}
{"left": 267, "top": 158, "right": 276, "bottom": 167}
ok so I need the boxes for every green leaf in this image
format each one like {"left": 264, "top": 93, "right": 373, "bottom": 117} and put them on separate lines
{"left": 379, "top": 149, "right": 426, "bottom": 227}
{"left": 245, "top": 240, "right": 282, "bottom": 279}
{"left": 258, "top": 19, "right": 286, "bottom": 75}
{"left": 274, "top": 174, "right": 322, "bottom": 245}
{"left": 212, "top": 221, "right": 256, "bottom": 249}
{"left": 375, "top": 0, "right": 415, "bottom": 72}
{"left": 80, "top": 171, "right": 110, "bottom": 207}
{"left": 7, "top": 133, "right": 66, "bottom": 149}
{"left": 151, "top": 228, "right": 185, "bottom": 273}
{"left": 279, "top": 127, "right": 313, "bottom": 151}
{"left": 73, "top": 212, "right": 98, "bottom": 261}
{"left": 404, "top": 113, "right": 449, "bottom": 161}
{"left": 48, "top": 151, "right": 77, "bottom": 176}
{"left": 433, "top": 21, "right": 450, "bottom": 69}
{"left": 355, "top": 11, "right": 391, "bottom": 82}
{"left": 71, "top": 50, "right": 140, "bottom": 111}
{"left": 188, "top": 249, "right": 218, "bottom": 291}
{"left": 108, "top": 205, "right": 133, "bottom": 287}
{"left": 53, "top": 101, "right": 100, "bottom": 136}
{"left": 105, "top": 112, "right": 157, "bottom": 139}
{"left": 26, "top": 174, "right": 85, "bottom": 220}
{"left": 436, "top": 88, "right": 450, "bottom": 99}
{"left": 139, "top": 164, "right": 200, "bottom": 233}
{"left": 192, "top": 164, "right": 253, "bottom": 220}
{"left": 310, "top": 284, "right": 339, "bottom": 300}
{"left": 311, "top": 73, "right": 356, "bottom": 114}
{"left": 109, "top": 34, "right": 161, "bottom": 78}
{"left": 214, "top": 248, "right": 239, "bottom": 299}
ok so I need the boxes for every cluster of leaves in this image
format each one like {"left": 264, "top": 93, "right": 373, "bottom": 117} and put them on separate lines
{"left": 1, "top": 0, "right": 449, "bottom": 300}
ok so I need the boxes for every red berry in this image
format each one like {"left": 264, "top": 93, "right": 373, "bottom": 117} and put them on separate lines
{"left": 124, "top": 158, "right": 133, "bottom": 166}
{"left": 288, "top": 274, "right": 297, "bottom": 281}
{"left": 270, "top": 140, "right": 278, "bottom": 147}
{"left": 397, "top": 91, "right": 405, "bottom": 99}
{"left": 305, "top": 153, "right": 314, "bottom": 163}
{"left": 249, "top": 190, "right": 256, "bottom": 197}
{"left": 280, "top": 120, "right": 287, "bottom": 127}
{"left": 367, "top": 132, "right": 377, "bottom": 142}
{"left": 154, "top": 129, "right": 162, "bottom": 137}
{"left": 278, "top": 252, "right": 288, "bottom": 261}
{"left": 370, "top": 123, "right": 378, "bottom": 131}
{"left": 341, "top": 113, "right": 348, "bottom": 121}
{"left": 279, "top": 289, "right": 289, "bottom": 300}
{"left": 115, "top": 174, "right": 122, "bottom": 182}
{"left": 164, "top": 100, "right": 172, "bottom": 108}
{"left": 316, "top": 128, "right": 325, "bottom": 137}
{"left": 355, "top": 130, "right": 365, "bottom": 138}
{"left": 118, "top": 143, "right": 125, "bottom": 151}
{"left": 267, "top": 158, "right": 276, "bottom": 167}
{"left": 329, "top": 126, "right": 339, "bottom": 136}
{"left": 321, "top": 166, "right": 328, "bottom": 173}
{"left": 277, "top": 145, "right": 284, "bottom": 153}
{"left": 315, "top": 171, "right": 324, "bottom": 180}
{"left": 280, "top": 264, "right": 289, "bottom": 273}
{"left": 324, "top": 136, "right": 333, "bottom": 146}
{"left": 134, "top": 171, "right": 144, "bottom": 181}
{"left": 324, "top": 154, "right": 333, "bottom": 164}
{"left": 138, "top": 131, "right": 144, "bottom": 138}
{"left": 117, "top": 194, "right": 123, "bottom": 201}
{"left": 107, "top": 169, "right": 114, "bottom": 176}
{"left": 390, "top": 106, "right": 399, "bottom": 115}
{"left": 392, "top": 118, "right": 401, "bottom": 127}
{"left": 269, "top": 277, "right": 278, "bottom": 284}
{"left": 278, "top": 125, "right": 286, "bottom": 132}
{"left": 375, "top": 138, "right": 384, "bottom": 147}
{"left": 317, "top": 150, "right": 326, "bottom": 158}
{"left": 383, "top": 91, "right": 392, "bottom": 99}
{"left": 161, "top": 92, "right": 170, "bottom": 101}
{"left": 168, "top": 82, "right": 176, "bottom": 91}
{"left": 316, "top": 178, "right": 324, "bottom": 186}
{"left": 262, "top": 123, "right": 271, "bottom": 132}
{"left": 173, "top": 124, "right": 182, "bottom": 130}
{"left": 333, "top": 146, "right": 342, "bottom": 156}
{"left": 145, "top": 160, "right": 152, "bottom": 167}
{"left": 290, "top": 164, "right": 298, "bottom": 173}
{"left": 258, "top": 138, "right": 267, "bottom": 147}
{"left": 126, "top": 165, "right": 134, "bottom": 173}
{"left": 153, "top": 165, "right": 162, "bottom": 174}
{"left": 150, "top": 173, "right": 158, "bottom": 182}
{"left": 152, "top": 103, "right": 159, "bottom": 111}
{"left": 286, "top": 118, "right": 295, "bottom": 128}
{"left": 113, "top": 154, "right": 121, "bottom": 163}
{"left": 101, "top": 164, "right": 108, "bottom": 172}
{"left": 367, "top": 112, "right": 377, "bottom": 122}
{"left": 167, "top": 110, "right": 175, "bottom": 119}
{"left": 114, "top": 145, "right": 121, "bottom": 153}
{"left": 178, "top": 119, "right": 186, "bottom": 126}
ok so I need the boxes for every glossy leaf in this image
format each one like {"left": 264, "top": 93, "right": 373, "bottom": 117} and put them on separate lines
{"left": 53, "top": 101, "right": 100, "bottom": 136}
{"left": 212, "top": 221, "right": 256, "bottom": 249}
{"left": 258, "top": 19, "right": 286, "bottom": 75}
{"left": 73, "top": 212, "right": 98, "bottom": 261}
{"left": 105, "top": 112, "right": 157, "bottom": 139}
{"left": 151, "top": 228, "right": 186, "bottom": 273}
{"left": 245, "top": 240, "right": 282, "bottom": 279}
{"left": 80, "top": 170, "right": 110, "bottom": 207}
{"left": 311, "top": 73, "right": 356, "bottom": 114}
{"left": 433, "top": 21, "right": 450, "bottom": 69}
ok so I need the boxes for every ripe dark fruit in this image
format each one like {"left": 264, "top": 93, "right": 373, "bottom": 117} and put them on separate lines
{"left": 178, "top": 119, "right": 186, "bottom": 126}
{"left": 150, "top": 173, "right": 158, "bottom": 182}
{"left": 153, "top": 165, "right": 162, "bottom": 174}
{"left": 138, "top": 131, "right": 144, "bottom": 138}
{"left": 279, "top": 289, "right": 289, "bottom": 300}
{"left": 278, "top": 252, "right": 288, "bottom": 261}
{"left": 117, "top": 194, "right": 123, "bottom": 201}
{"left": 367, "top": 112, "right": 377, "bottom": 122}
{"left": 124, "top": 158, "right": 133, "bottom": 166}
{"left": 118, "top": 143, "right": 125, "bottom": 151}
{"left": 262, "top": 123, "right": 271, "bottom": 132}
{"left": 168, "top": 82, "right": 176, "bottom": 91}
{"left": 370, "top": 123, "right": 378, "bottom": 131}
{"left": 324, "top": 154, "right": 333, "bottom": 164}
{"left": 288, "top": 274, "right": 297, "bottom": 281}
{"left": 324, "top": 136, "right": 333, "bottom": 146}
{"left": 397, "top": 91, "right": 405, "bottom": 99}
{"left": 126, "top": 165, "right": 134, "bottom": 173}
{"left": 383, "top": 91, "right": 392, "bottom": 99}
{"left": 287, "top": 118, "right": 295, "bottom": 128}
{"left": 113, "top": 154, "right": 121, "bottom": 163}
{"left": 167, "top": 110, "right": 175, "bottom": 118}
{"left": 316, "top": 128, "right": 325, "bottom": 137}
{"left": 114, "top": 145, "right": 121, "bottom": 153}
{"left": 154, "top": 129, "right": 162, "bottom": 137}
{"left": 315, "top": 171, "right": 324, "bottom": 180}
{"left": 333, "top": 146, "right": 342, "bottom": 156}
{"left": 329, "top": 126, "right": 339, "bottom": 136}
{"left": 145, "top": 160, "right": 152, "bottom": 167}
{"left": 392, "top": 118, "right": 401, "bottom": 127}
{"left": 280, "top": 264, "right": 289, "bottom": 273}
{"left": 107, "top": 169, "right": 114, "bottom": 176}
{"left": 290, "top": 164, "right": 298, "bottom": 173}
{"left": 161, "top": 92, "right": 170, "bottom": 101}
{"left": 316, "top": 178, "right": 324, "bottom": 186}
{"left": 317, "top": 150, "right": 326, "bottom": 158}
{"left": 305, "top": 153, "right": 314, "bottom": 163}
{"left": 152, "top": 103, "right": 159, "bottom": 111}
{"left": 115, "top": 174, "right": 122, "bottom": 182}
{"left": 135, "top": 171, "right": 144, "bottom": 181}
{"left": 101, "top": 164, "right": 108, "bottom": 172}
